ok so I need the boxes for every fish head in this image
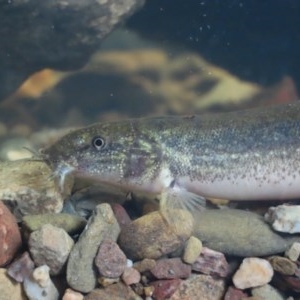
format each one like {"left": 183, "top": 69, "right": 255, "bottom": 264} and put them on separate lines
{"left": 41, "top": 120, "right": 162, "bottom": 192}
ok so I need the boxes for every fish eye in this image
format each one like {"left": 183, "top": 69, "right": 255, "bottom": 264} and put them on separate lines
{"left": 92, "top": 136, "right": 105, "bottom": 150}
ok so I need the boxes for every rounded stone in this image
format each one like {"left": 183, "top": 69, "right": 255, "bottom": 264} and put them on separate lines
{"left": 182, "top": 236, "right": 202, "bottom": 264}
{"left": 118, "top": 210, "right": 193, "bottom": 260}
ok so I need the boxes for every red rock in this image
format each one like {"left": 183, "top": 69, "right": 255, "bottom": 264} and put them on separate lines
{"left": 0, "top": 201, "right": 22, "bottom": 266}
{"left": 7, "top": 252, "right": 34, "bottom": 282}
{"left": 224, "top": 286, "right": 248, "bottom": 300}
{"left": 283, "top": 275, "right": 300, "bottom": 292}
{"left": 151, "top": 279, "right": 181, "bottom": 300}
{"left": 122, "top": 267, "right": 141, "bottom": 285}
{"left": 111, "top": 204, "right": 131, "bottom": 228}
{"left": 150, "top": 258, "right": 191, "bottom": 279}
{"left": 192, "top": 247, "right": 229, "bottom": 277}
{"left": 95, "top": 239, "right": 127, "bottom": 278}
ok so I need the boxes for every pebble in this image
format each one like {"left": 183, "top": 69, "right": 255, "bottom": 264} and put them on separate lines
{"left": 133, "top": 258, "right": 156, "bottom": 273}
{"left": 0, "top": 201, "right": 22, "bottom": 266}
{"left": 0, "top": 160, "right": 66, "bottom": 217}
{"left": 265, "top": 204, "right": 300, "bottom": 233}
{"left": 224, "top": 286, "right": 248, "bottom": 300}
{"left": 111, "top": 203, "right": 132, "bottom": 228}
{"left": 7, "top": 251, "right": 34, "bottom": 282}
{"left": 192, "top": 246, "right": 229, "bottom": 277}
{"left": 98, "top": 276, "right": 119, "bottom": 287}
{"left": 22, "top": 213, "right": 86, "bottom": 235}
{"left": 285, "top": 242, "right": 300, "bottom": 261}
{"left": 151, "top": 279, "right": 181, "bottom": 300}
{"left": 122, "top": 267, "right": 141, "bottom": 285}
{"left": 150, "top": 257, "right": 191, "bottom": 279}
{"left": 251, "top": 283, "right": 285, "bottom": 300}
{"left": 268, "top": 256, "right": 297, "bottom": 276}
{"left": 118, "top": 210, "right": 193, "bottom": 260}
{"left": 95, "top": 239, "right": 127, "bottom": 278}
{"left": 23, "top": 265, "right": 59, "bottom": 300}
{"left": 182, "top": 236, "right": 202, "bottom": 264}
{"left": 84, "top": 282, "right": 142, "bottom": 300}
{"left": 233, "top": 257, "right": 274, "bottom": 289}
{"left": 193, "top": 208, "right": 292, "bottom": 256}
{"left": 66, "top": 203, "right": 120, "bottom": 293}
{"left": 29, "top": 224, "right": 74, "bottom": 275}
{"left": 169, "top": 274, "right": 225, "bottom": 300}
{"left": 62, "top": 288, "right": 84, "bottom": 300}
{"left": 0, "top": 268, "right": 26, "bottom": 300}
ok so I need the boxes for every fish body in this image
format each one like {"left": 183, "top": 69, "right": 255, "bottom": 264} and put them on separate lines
{"left": 42, "top": 102, "right": 300, "bottom": 214}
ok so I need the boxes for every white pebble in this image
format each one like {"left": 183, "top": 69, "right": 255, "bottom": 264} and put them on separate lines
{"left": 265, "top": 205, "right": 300, "bottom": 233}
{"left": 233, "top": 257, "right": 274, "bottom": 289}
{"left": 285, "top": 242, "right": 300, "bottom": 261}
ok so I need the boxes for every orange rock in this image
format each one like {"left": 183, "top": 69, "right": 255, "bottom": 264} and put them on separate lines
{"left": 0, "top": 201, "right": 22, "bottom": 266}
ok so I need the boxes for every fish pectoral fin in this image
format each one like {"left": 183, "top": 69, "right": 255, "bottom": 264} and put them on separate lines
{"left": 159, "top": 186, "right": 206, "bottom": 233}
{"left": 159, "top": 185, "right": 206, "bottom": 214}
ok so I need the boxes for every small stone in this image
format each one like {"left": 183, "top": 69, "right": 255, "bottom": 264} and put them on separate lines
{"left": 283, "top": 275, "right": 300, "bottom": 292}
{"left": 265, "top": 204, "right": 300, "bottom": 233}
{"left": 143, "top": 285, "right": 155, "bottom": 297}
{"left": 119, "top": 210, "right": 193, "bottom": 260}
{"left": 150, "top": 257, "right": 191, "bottom": 279}
{"left": 224, "top": 286, "right": 248, "bottom": 300}
{"left": 285, "top": 242, "right": 300, "bottom": 261}
{"left": 111, "top": 203, "right": 132, "bottom": 228}
{"left": 268, "top": 256, "right": 297, "bottom": 275}
{"left": 23, "top": 265, "right": 59, "bottom": 300}
{"left": 151, "top": 279, "right": 181, "bottom": 300}
{"left": 7, "top": 252, "right": 34, "bottom": 282}
{"left": 23, "top": 213, "right": 86, "bottom": 235}
{"left": 169, "top": 274, "right": 225, "bottom": 300}
{"left": 84, "top": 282, "right": 142, "bottom": 300}
{"left": 122, "top": 267, "right": 141, "bottom": 285}
{"left": 95, "top": 239, "right": 127, "bottom": 278}
{"left": 98, "top": 276, "right": 119, "bottom": 287}
{"left": 67, "top": 203, "right": 120, "bottom": 293}
{"left": 182, "top": 236, "right": 202, "bottom": 264}
{"left": 0, "top": 268, "right": 26, "bottom": 300}
{"left": 0, "top": 201, "right": 22, "bottom": 266}
{"left": 251, "top": 283, "right": 285, "bottom": 300}
{"left": 29, "top": 224, "right": 74, "bottom": 275}
{"left": 192, "top": 247, "right": 229, "bottom": 277}
{"left": 233, "top": 257, "right": 274, "bottom": 289}
{"left": 133, "top": 258, "right": 156, "bottom": 273}
{"left": 62, "top": 288, "right": 84, "bottom": 300}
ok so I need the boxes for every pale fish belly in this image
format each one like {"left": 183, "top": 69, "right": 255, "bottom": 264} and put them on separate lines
{"left": 178, "top": 172, "right": 300, "bottom": 201}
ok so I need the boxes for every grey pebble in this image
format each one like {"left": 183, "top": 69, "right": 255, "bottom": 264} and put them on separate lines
{"left": 193, "top": 208, "right": 300, "bottom": 256}
{"left": 66, "top": 203, "right": 120, "bottom": 293}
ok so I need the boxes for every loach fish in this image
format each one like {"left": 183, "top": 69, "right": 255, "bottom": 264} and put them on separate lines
{"left": 41, "top": 102, "right": 300, "bottom": 220}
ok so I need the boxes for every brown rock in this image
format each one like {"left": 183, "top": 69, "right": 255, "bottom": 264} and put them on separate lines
{"left": 0, "top": 268, "right": 27, "bottom": 300}
{"left": 192, "top": 247, "right": 229, "bottom": 277}
{"left": 0, "top": 201, "right": 22, "bottom": 266}
{"left": 133, "top": 258, "right": 156, "bottom": 273}
{"left": 150, "top": 258, "right": 191, "bottom": 279}
{"left": 62, "top": 288, "right": 84, "bottom": 300}
{"left": 151, "top": 279, "right": 181, "bottom": 300}
{"left": 169, "top": 274, "right": 225, "bottom": 300}
{"left": 95, "top": 239, "right": 127, "bottom": 278}
{"left": 111, "top": 203, "right": 132, "bottom": 228}
{"left": 84, "top": 282, "right": 142, "bottom": 300}
{"left": 7, "top": 252, "right": 34, "bottom": 282}
{"left": 224, "top": 286, "right": 248, "bottom": 300}
{"left": 118, "top": 210, "right": 193, "bottom": 260}
{"left": 28, "top": 224, "right": 74, "bottom": 275}
{"left": 268, "top": 256, "right": 297, "bottom": 276}
{"left": 122, "top": 267, "right": 141, "bottom": 285}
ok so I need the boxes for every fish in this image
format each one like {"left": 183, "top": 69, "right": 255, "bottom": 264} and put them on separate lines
{"left": 41, "top": 102, "right": 300, "bottom": 223}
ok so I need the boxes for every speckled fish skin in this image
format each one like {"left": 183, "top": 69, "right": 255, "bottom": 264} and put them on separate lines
{"left": 42, "top": 102, "right": 300, "bottom": 207}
